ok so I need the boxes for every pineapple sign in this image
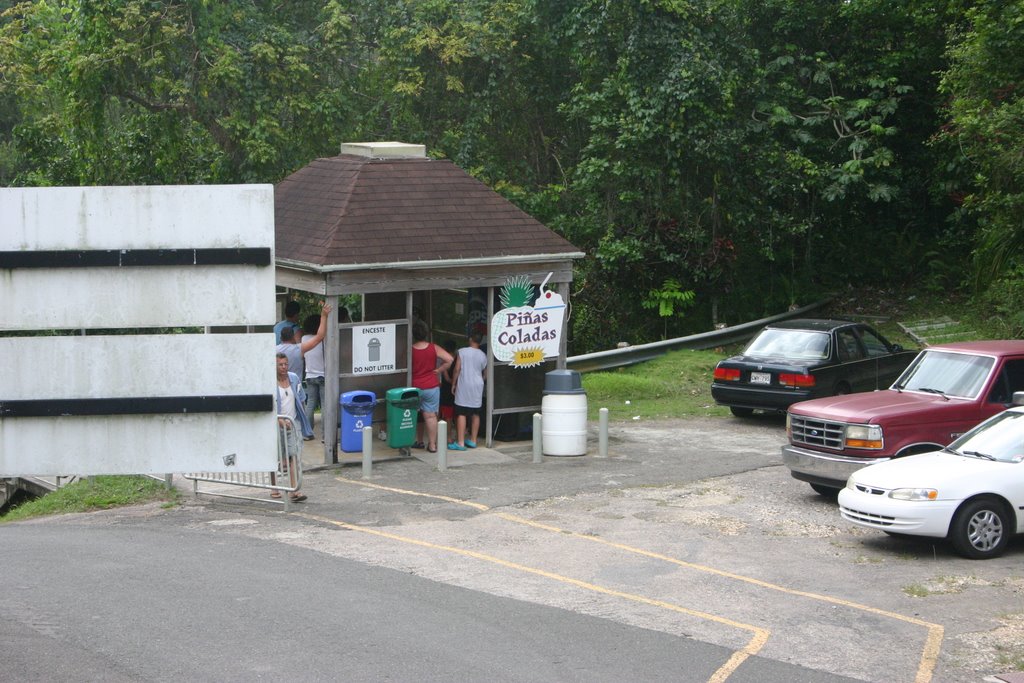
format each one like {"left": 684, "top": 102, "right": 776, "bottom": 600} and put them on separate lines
{"left": 490, "top": 273, "right": 566, "bottom": 368}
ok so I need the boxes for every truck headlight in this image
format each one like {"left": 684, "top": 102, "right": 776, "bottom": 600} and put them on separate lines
{"left": 845, "top": 424, "right": 883, "bottom": 449}
{"left": 889, "top": 488, "right": 938, "bottom": 501}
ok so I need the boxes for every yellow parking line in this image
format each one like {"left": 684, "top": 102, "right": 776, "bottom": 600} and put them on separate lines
{"left": 498, "top": 512, "right": 944, "bottom": 683}
{"left": 297, "top": 510, "right": 768, "bottom": 683}
{"left": 335, "top": 477, "right": 943, "bottom": 683}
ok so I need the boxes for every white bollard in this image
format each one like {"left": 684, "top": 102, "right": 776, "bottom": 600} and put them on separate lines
{"left": 533, "top": 413, "right": 543, "bottom": 464}
{"left": 599, "top": 407, "right": 609, "bottom": 458}
{"left": 362, "top": 426, "right": 373, "bottom": 479}
{"left": 438, "top": 420, "right": 448, "bottom": 471}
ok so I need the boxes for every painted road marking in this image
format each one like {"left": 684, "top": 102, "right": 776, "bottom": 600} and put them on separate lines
{"left": 335, "top": 476, "right": 943, "bottom": 683}
{"left": 297, "top": 510, "right": 768, "bottom": 683}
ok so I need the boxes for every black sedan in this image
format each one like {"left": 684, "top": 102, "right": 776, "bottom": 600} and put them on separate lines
{"left": 711, "top": 319, "right": 916, "bottom": 417}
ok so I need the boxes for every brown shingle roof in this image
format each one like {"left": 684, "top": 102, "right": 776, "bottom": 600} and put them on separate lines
{"left": 275, "top": 155, "right": 581, "bottom": 268}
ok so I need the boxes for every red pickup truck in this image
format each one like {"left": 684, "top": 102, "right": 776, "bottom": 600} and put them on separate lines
{"left": 782, "top": 341, "right": 1024, "bottom": 495}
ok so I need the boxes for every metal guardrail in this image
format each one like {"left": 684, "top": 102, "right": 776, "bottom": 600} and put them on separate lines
{"left": 183, "top": 415, "right": 303, "bottom": 510}
{"left": 566, "top": 299, "right": 832, "bottom": 374}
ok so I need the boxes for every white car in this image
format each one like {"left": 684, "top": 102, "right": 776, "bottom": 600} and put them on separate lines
{"left": 838, "top": 398, "right": 1024, "bottom": 559}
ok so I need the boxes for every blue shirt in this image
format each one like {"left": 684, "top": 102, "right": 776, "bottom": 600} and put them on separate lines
{"left": 273, "top": 319, "right": 299, "bottom": 344}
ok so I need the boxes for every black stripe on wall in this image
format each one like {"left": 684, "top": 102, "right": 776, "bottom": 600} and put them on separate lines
{"left": 0, "top": 395, "right": 273, "bottom": 418}
{"left": 0, "top": 248, "right": 271, "bottom": 269}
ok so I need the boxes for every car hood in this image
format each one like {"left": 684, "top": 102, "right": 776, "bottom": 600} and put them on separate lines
{"left": 789, "top": 390, "right": 965, "bottom": 424}
{"left": 849, "top": 451, "right": 1016, "bottom": 490}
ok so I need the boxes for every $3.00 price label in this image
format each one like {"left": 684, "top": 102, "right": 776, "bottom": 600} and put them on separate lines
{"left": 511, "top": 347, "right": 545, "bottom": 368}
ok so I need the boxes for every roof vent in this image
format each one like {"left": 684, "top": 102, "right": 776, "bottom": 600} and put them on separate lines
{"left": 340, "top": 142, "right": 426, "bottom": 159}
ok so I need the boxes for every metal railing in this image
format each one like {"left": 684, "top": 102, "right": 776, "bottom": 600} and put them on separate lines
{"left": 565, "top": 299, "right": 831, "bottom": 374}
{"left": 183, "top": 415, "right": 303, "bottom": 511}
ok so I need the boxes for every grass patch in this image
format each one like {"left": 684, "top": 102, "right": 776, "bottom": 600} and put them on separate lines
{"left": 903, "top": 583, "right": 931, "bottom": 598}
{"left": 0, "top": 476, "right": 179, "bottom": 523}
{"left": 582, "top": 348, "right": 731, "bottom": 421}
{"left": 997, "top": 650, "right": 1024, "bottom": 672}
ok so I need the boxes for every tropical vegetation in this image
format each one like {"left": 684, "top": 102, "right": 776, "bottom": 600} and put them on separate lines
{"left": 2, "top": 0, "right": 1021, "bottom": 351}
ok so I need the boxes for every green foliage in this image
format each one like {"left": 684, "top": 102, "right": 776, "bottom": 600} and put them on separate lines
{"left": 0, "top": 0, "right": 1015, "bottom": 351}
{"left": 643, "top": 280, "right": 696, "bottom": 318}
{"left": 939, "top": 1, "right": 1024, "bottom": 291}
{"left": 642, "top": 278, "right": 696, "bottom": 339}
{"left": 0, "top": 0, "right": 362, "bottom": 184}
{"left": 0, "top": 476, "right": 178, "bottom": 522}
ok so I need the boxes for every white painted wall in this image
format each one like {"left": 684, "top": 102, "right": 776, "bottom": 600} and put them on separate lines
{"left": 1, "top": 185, "right": 271, "bottom": 250}
{"left": 0, "top": 185, "right": 278, "bottom": 477}
{"left": 4, "top": 268, "right": 272, "bottom": 330}
{"left": 0, "top": 335, "right": 272, "bottom": 399}
{"left": 2, "top": 415, "right": 276, "bottom": 474}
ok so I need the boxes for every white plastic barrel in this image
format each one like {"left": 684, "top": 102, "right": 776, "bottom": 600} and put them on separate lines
{"left": 542, "top": 392, "right": 588, "bottom": 456}
{"left": 540, "top": 369, "right": 587, "bottom": 456}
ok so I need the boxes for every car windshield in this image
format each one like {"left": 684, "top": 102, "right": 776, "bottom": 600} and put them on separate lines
{"left": 892, "top": 350, "right": 994, "bottom": 398}
{"left": 743, "top": 329, "right": 829, "bottom": 360}
{"left": 948, "top": 410, "right": 1024, "bottom": 463}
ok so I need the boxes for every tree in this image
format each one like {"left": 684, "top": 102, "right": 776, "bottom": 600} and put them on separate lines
{"left": 735, "top": 0, "right": 963, "bottom": 294}
{"left": 0, "top": 0, "right": 365, "bottom": 184}
{"left": 939, "top": 0, "right": 1024, "bottom": 290}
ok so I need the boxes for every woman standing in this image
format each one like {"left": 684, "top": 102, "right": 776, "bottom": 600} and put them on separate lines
{"left": 411, "top": 320, "right": 454, "bottom": 453}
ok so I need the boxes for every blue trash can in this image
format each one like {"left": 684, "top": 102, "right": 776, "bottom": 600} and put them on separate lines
{"left": 340, "top": 390, "right": 377, "bottom": 453}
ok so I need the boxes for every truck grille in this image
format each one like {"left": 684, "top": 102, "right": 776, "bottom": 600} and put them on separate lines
{"left": 790, "top": 415, "right": 845, "bottom": 449}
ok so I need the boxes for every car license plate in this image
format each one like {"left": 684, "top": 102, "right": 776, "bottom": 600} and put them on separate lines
{"left": 750, "top": 372, "right": 771, "bottom": 385}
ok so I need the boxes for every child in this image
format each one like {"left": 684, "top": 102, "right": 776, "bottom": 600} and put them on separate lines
{"left": 439, "top": 339, "right": 458, "bottom": 426}
{"left": 448, "top": 333, "right": 487, "bottom": 450}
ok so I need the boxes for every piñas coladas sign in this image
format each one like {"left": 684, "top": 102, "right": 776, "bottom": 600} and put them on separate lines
{"left": 490, "top": 273, "right": 566, "bottom": 368}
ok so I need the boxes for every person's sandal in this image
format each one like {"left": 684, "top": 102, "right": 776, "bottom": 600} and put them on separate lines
{"left": 289, "top": 493, "right": 307, "bottom": 502}
{"left": 465, "top": 441, "right": 477, "bottom": 449}
{"left": 448, "top": 442, "right": 466, "bottom": 451}
{"left": 427, "top": 445, "right": 437, "bottom": 453}
{"left": 412, "top": 441, "right": 426, "bottom": 449}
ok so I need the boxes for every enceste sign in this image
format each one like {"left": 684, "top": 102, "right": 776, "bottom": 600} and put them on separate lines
{"left": 490, "top": 274, "right": 566, "bottom": 368}
{"left": 351, "top": 323, "right": 396, "bottom": 375}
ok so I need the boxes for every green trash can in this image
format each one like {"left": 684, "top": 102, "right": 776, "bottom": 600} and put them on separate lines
{"left": 386, "top": 387, "right": 421, "bottom": 451}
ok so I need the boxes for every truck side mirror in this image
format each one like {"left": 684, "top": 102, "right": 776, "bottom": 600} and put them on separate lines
{"left": 1012, "top": 391, "right": 1024, "bottom": 406}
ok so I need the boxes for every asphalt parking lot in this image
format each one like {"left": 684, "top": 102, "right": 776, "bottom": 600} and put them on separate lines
{"left": 180, "top": 417, "right": 1024, "bottom": 681}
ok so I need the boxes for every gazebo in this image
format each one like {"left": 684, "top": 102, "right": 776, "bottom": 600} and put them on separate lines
{"left": 274, "top": 142, "right": 584, "bottom": 462}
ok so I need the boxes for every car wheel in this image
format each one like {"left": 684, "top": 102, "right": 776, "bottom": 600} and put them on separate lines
{"left": 729, "top": 406, "right": 754, "bottom": 418}
{"left": 949, "top": 497, "right": 1011, "bottom": 559}
{"left": 833, "top": 382, "right": 851, "bottom": 396}
{"left": 809, "top": 483, "right": 839, "bottom": 498}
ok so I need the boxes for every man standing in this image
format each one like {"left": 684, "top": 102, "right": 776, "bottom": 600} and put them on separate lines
{"left": 273, "top": 352, "right": 309, "bottom": 503}
{"left": 274, "top": 300, "right": 301, "bottom": 344}
{"left": 275, "top": 327, "right": 304, "bottom": 377}
{"left": 278, "top": 303, "right": 332, "bottom": 441}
